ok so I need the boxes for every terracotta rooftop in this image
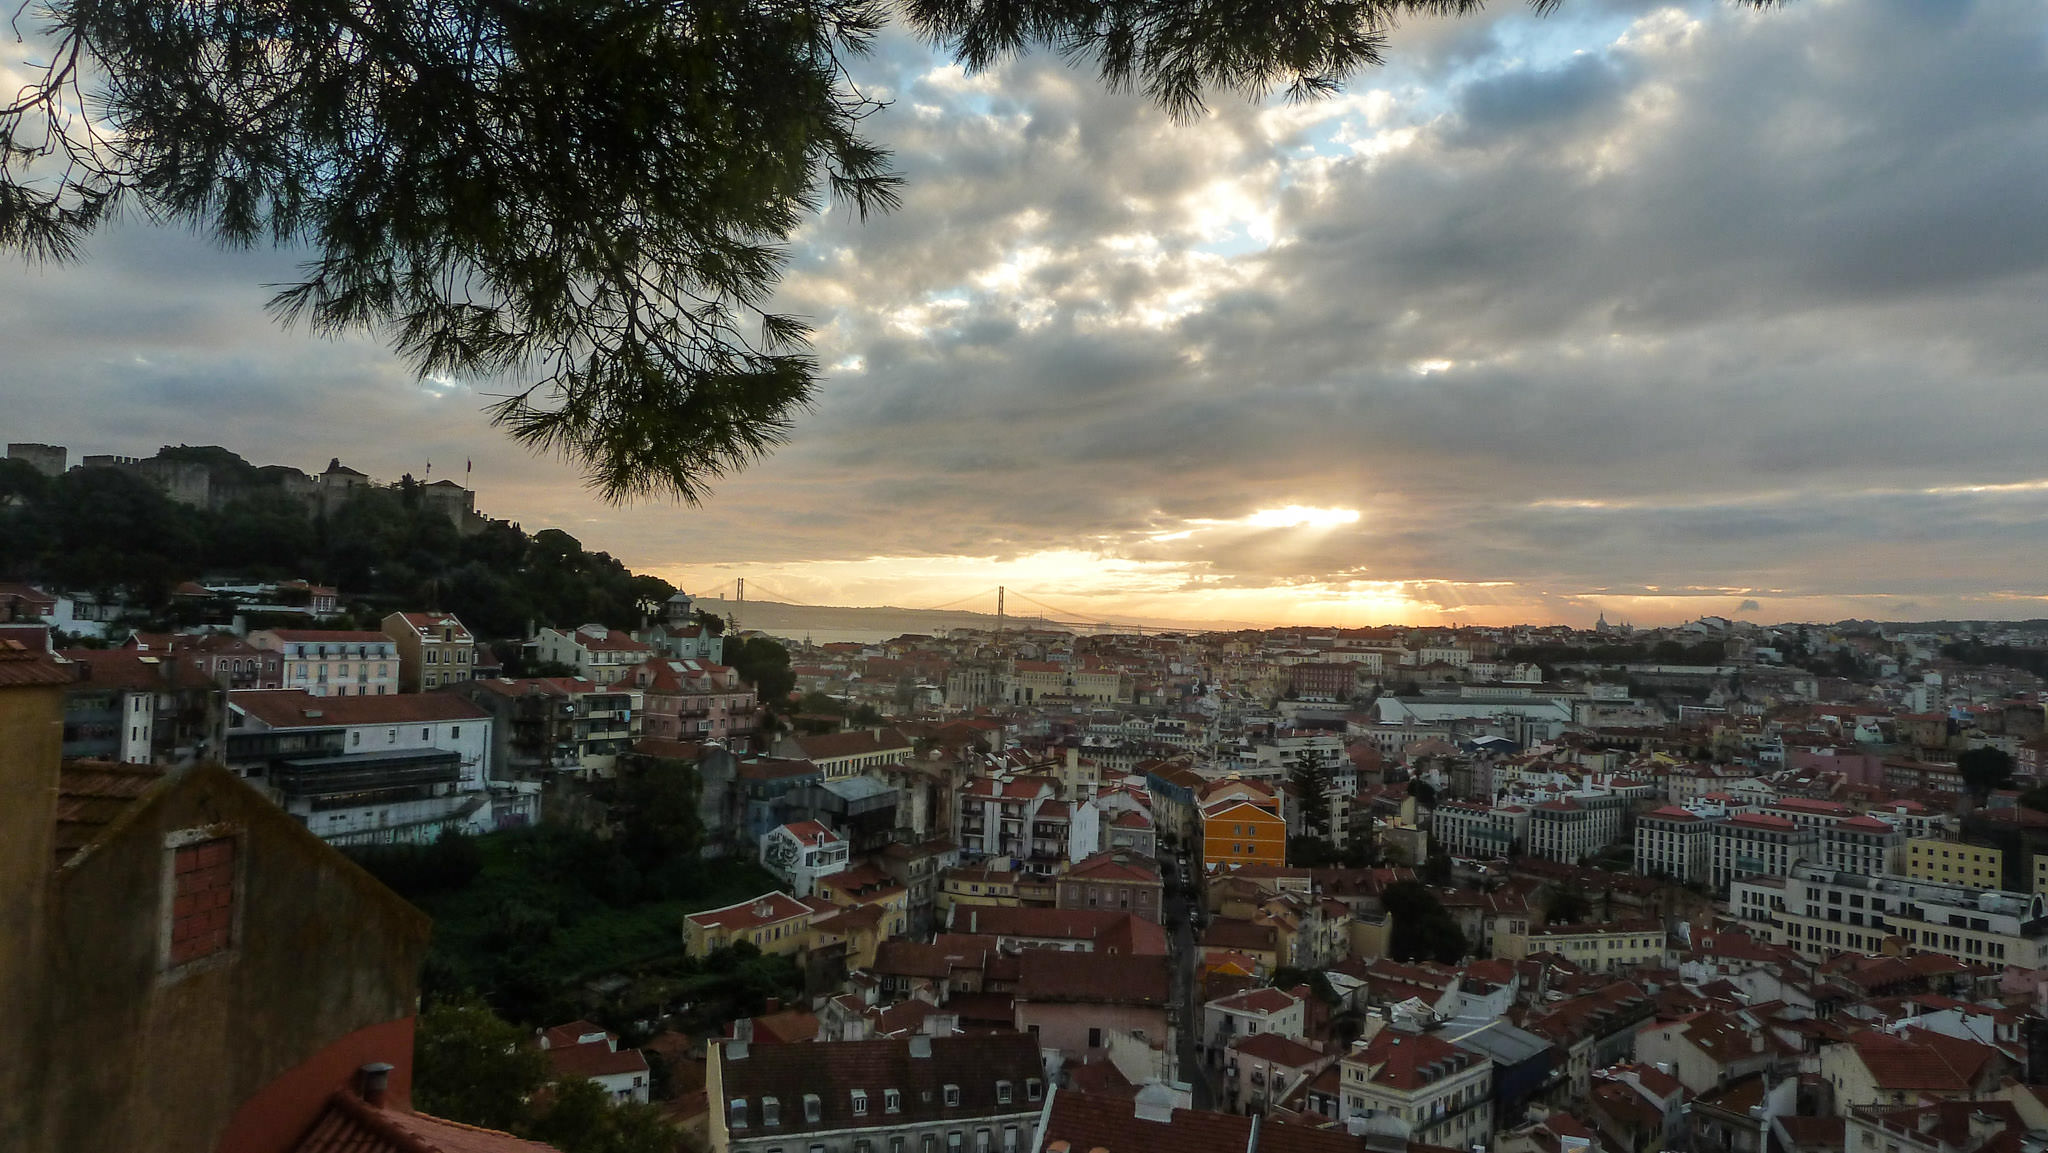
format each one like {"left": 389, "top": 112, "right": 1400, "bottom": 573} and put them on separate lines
{"left": 543, "top": 1039, "right": 648, "bottom": 1081}
{"left": 717, "top": 1033, "right": 1042, "bottom": 1137}
{"left": 52, "top": 760, "right": 166, "bottom": 866}
{"left": 1017, "top": 950, "right": 1170, "bottom": 1006}
{"left": 293, "top": 1091, "right": 560, "bottom": 1152}
{"left": 1212, "top": 987, "right": 1301, "bottom": 1016}
{"left": 1230, "top": 1032, "right": 1326, "bottom": 1068}
{"left": 686, "top": 892, "right": 812, "bottom": 932}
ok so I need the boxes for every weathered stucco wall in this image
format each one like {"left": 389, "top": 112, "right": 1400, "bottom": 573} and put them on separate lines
{"left": 0, "top": 680, "right": 66, "bottom": 1151}
{"left": 29, "top": 763, "right": 430, "bottom": 1153}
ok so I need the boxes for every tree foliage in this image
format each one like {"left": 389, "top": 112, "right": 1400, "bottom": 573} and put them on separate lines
{"left": 413, "top": 995, "right": 551, "bottom": 1133}
{"left": 726, "top": 635, "right": 796, "bottom": 704}
{"left": 0, "top": 451, "right": 676, "bottom": 642}
{"left": 1959, "top": 746, "right": 2016, "bottom": 800}
{"left": 1, "top": 1, "right": 1787, "bottom": 500}
{"left": 1381, "top": 879, "right": 1466, "bottom": 963}
{"left": 1291, "top": 748, "right": 1335, "bottom": 839}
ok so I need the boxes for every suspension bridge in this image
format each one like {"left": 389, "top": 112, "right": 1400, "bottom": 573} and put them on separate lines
{"left": 686, "top": 578, "right": 1170, "bottom": 637}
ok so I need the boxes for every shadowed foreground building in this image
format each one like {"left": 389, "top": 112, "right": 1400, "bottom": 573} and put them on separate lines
{"left": 0, "top": 639, "right": 554, "bottom": 1153}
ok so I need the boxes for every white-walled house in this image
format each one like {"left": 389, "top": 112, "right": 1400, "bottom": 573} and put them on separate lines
{"left": 540, "top": 1021, "right": 650, "bottom": 1105}
{"left": 760, "top": 820, "right": 851, "bottom": 898}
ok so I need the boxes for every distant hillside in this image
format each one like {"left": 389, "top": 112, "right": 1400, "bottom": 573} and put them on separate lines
{"left": 695, "top": 598, "right": 1261, "bottom": 645}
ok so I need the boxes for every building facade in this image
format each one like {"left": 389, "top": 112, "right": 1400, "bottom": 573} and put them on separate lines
{"left": 248, "top": 629, "right": 400, "bottom": 697}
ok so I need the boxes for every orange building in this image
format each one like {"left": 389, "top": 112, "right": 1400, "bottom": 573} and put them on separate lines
{"left": 1202, "top": 797, "right": 1287, "bottom": 870}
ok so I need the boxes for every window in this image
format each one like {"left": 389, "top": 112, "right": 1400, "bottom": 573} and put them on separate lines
{"left": 944, "top": 1084, "right": 961, "bottom": 1107}
{"left": 976, "top": 1130, "right": 991, "bottom": 1153}
{"left": 1087, "top": 1028, "right": 1102, "bottom": 1049}
{"left": 422, "top": 727, "right": 431, "bottom": 740}
{"left": 804, "top": 1094, "right": 821, "bottom": 1124}
{"left": 949, "top": 1134, "right": 964, "bottom": 1153}
{"left": 853, "top": 1090, "right": 869, "bottom": 1116}
{"left": 996, "top": 1080, "right": 1011, "bottom": 1105}
{"left": 166, "top": 833, "right": 238, "bottom": 968}
{"left": 763, "top": 1097, "right": 781, "bottom": 1126}
{"left": 892, "top": 1139, "right": 906, "bottom": 1153}
{"left": 730, "top": 1100, "right": 748, "bottom": 1130}
{"left": 1003, "top": 1127, "right": 1019, "bottom": 1153}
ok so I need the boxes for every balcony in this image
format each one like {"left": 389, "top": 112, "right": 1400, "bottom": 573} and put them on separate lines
{"left": 274, "top": 748, "right": 463, "bottom": 802}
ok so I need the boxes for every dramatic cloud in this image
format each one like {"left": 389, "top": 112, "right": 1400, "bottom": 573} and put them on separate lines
{"left": 5, "top": 0, "right": 2047, "bottom": 626}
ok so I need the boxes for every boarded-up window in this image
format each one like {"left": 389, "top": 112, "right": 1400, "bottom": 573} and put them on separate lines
{"left": 170, "top": 837, "right": 236, "bottom": 965}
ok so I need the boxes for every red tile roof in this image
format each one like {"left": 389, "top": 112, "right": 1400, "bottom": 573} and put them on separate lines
{"left": 796, "top": 728, "right": 913, "bottom": 761}
{"left": 1017, "top": 950, "right": 1170, "bottom": 1006}
{"left": 544, "top": 1039, "right": 648, "bottom": 1081}
{"left": 686, "top": 892, "right": 812, "bottom": 931}
{"left": 1351, "top": 1028, "right": 1477, "bottom": 1090}
{"left": 53, "top": 760, "right": 165, "bottom": 866}
{"left": 261, "top": 629, "right": 394, "bottom": 643}
{"left": 717, "top": 1034, "right": 1042, "bottom": 1137}
{"left": 293, "top": 1091, "right": 560, "bottom": 1152}
{"left": 1230, "top": 1032, "right": 1326, "bottom": 1067}
{"left": 1212, "top": 987, "right": 1300, "bottom": 1015}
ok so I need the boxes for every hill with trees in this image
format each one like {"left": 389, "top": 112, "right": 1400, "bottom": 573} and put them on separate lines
{"left": 0, "top": 447, "right": 682, "bottom": 655}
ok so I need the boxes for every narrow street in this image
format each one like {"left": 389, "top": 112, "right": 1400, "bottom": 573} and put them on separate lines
{"left": 1161, "top": 840, "right": 1216, "bottom": 1111}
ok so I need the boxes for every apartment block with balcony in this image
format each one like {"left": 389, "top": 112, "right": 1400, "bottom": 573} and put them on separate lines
{"left": 1635, "top": 806, "right": 1715, "bottom": 883}
{"left": 1711, "top": 812, "right": 1818, "bottom": 891}
{"left": 223, "top": 688, "right": 503, "bottom": 844}
{"left": 1762, "top": 862, "right": 2048, "bottom": 968}
{"left": 465, "top": 675, "right": 644, "bottom": 780}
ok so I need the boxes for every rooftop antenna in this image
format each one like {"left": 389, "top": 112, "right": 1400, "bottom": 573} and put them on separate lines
{"left": 997, "top": 586, "right": 1005, "bottom": 652}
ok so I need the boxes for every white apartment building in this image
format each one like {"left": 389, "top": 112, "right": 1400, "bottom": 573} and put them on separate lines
{"left": 225, "top": 688, "right": 500, "bottom": 844}
{"left": 248, "top": 628, "right": 400, "bottom": 697}
{"left": 1432, "top": 800, "right": 1528, "bottom": 859}
{"left": 759, "top": 820, "right": 850, "bottom": 898}
{"left": 1751, "top": 863, "right": 2048, "bottom": 968}
{"left": 1765, "top": 798, "right": 1906, "bottom": 875}
{"left": 1201, "top": 987, "right": 1306, "bottom": 1059}
{"left": 1526, "top": 791, "right": 1626, "bottom": 864}
{"left": 1339, "top": 1028, "right": 1494, "bottom": 1151}
{"left": 1710, "top": 812, "right": 1817, "bottom": 891}
{"left": 1635, "top": 806, "right": 1715, "bottom": 883}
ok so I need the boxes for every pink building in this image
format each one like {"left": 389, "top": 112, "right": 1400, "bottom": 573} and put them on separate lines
{"left": 1011, "top": 949, "right": 1170, "bottom": 1062}
{"left": 630, "top": 657, "right": 759, "bottom": 749}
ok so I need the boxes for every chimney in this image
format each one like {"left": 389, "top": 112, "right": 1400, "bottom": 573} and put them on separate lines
{"left": 357, "top": 1062, "right": 395, "bottom": 1108}
{"left": 764, "top": 996, "right": 781, "bottom": 1015}
{"left": 1132, "top": 1081, "right": 1177, "bottom": 1123}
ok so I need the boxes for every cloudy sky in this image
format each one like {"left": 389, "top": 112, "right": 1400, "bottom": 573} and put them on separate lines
{"left": 6, "top": 0, "right": 2048, "bottom": 629}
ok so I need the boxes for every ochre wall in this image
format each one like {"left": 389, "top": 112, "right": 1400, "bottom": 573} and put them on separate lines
{"left": 0, "top": 680, "right": 65, "bottom": 1151}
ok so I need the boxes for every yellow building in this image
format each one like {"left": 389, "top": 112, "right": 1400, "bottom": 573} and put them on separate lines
{"left": 1495, "top": 919, "right": 1665, "bottom": 972}
{"left": 1202, "top": 798, "right": 1287, "bottom": 870}
{"left": 936, "top": 864, "right": 1024, "bottom": 921}
{"left": 815, "top": 861, "right": 910, "bottom": 938}
{"left": 1906, "top": 838, "right": 2002, "bottom": 889}
{"left": 684, "top": 891, "right": 814, "bottom": 959}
